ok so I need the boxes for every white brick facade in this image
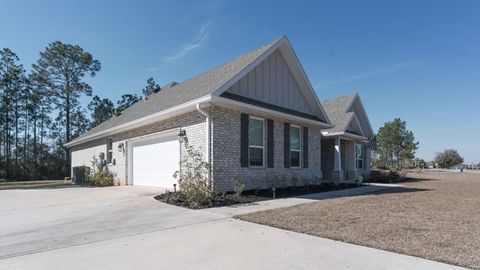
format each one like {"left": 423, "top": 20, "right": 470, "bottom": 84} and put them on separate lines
{"left": 71, "top": 104, "right": 327, "bottom": 192}
{"left": 71, "top": 110, "right": 206, "bottom": 186}
{"left": 210, "top": 105, "right": 323, "bottom": 191}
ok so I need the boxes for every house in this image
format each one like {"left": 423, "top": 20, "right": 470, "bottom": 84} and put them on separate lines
{"left": 65, "top": 36, "right": 374, "bottom": 191}
{"left": 320, "top": 94, "right": 374, "bottom": 181}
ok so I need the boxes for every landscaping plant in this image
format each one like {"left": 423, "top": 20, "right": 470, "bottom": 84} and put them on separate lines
{"left": 87, "top": 156, "right": 113, "bottom": 187}
{"left": 173, "top": 145, "right": 215, "bottom": 207}
{"left": 233, "top": 177, "right": 245, "bottom": 198}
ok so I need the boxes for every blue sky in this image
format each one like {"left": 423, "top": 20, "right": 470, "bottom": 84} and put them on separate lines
{"left": 1, "top": 0, "right": 479, "bottom": 163}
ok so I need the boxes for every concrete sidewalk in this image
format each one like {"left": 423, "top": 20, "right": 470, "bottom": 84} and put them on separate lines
{"left": 204, "top": 184, "right": 398, "bottom": 217}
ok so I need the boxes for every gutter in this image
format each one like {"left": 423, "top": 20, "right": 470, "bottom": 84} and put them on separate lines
{"left": 322, "top": 131, "right": 368, "bottom": 141}
{"left": 196, "top": 103, "right": 211, "bottom": 186}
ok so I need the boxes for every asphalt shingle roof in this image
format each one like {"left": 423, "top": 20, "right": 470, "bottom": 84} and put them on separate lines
{"left": 69, "top": 37, "right": 281, "bottom": 144}
{"left": 320, "top": 94, "right": 357, "bottom": 133}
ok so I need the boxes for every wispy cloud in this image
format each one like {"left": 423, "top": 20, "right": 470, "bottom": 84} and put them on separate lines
{"left": 317, "top": 62, "right": 412, "bottom": 87}
{"left": 162, "top": 20, "right": 213, "bottom": 64}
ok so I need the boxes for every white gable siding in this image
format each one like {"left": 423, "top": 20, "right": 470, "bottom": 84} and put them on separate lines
{"left": 227, "top": 50, "right": 313, "bottom": 114}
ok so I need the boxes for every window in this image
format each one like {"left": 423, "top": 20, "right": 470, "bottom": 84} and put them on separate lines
{"left": 249, "top": 117, "right": 264, "bottom": 167}
{"left": 107, "top": 138, "right": 113, "bottom": 164}
{"left": 355, "top": 144, "right": 364, "bottom": 169}
{"left": 290, "top": 126, "right": 301, "bottom": 167}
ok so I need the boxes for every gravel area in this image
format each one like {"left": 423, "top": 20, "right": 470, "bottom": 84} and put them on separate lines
{"left": 237, "top": 171, "right": 480, "bottom": 269}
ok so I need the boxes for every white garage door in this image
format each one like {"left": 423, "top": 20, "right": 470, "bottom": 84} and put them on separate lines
{"left": 131, "top": 134, "right": 179, "bottom": 187}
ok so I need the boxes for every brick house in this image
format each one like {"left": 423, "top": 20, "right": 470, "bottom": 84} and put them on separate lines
{"left": 65, "top": 36, "right": 374, "bottom": 192}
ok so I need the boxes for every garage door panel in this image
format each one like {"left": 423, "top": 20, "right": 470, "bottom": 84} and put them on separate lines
{"left": 131, "top": 135, "right": 179, "bottom": 187}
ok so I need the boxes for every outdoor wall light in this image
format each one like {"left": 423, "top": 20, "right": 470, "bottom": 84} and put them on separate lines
{"left": 118, "top": 142, "right": 125, "bottom": 153}
{"left": 178, "top": 129, "right": 186, "bottom": 143}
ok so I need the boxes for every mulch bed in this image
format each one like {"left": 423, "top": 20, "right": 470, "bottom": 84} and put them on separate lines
{"left": 154, "top": 183, "right": 358, "bottom": 209}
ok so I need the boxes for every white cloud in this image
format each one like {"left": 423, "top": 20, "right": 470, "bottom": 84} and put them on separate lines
{"left": 317, "top": 62, "right": 412, "bottom": 87}
{"left": 162, "top": 19, "right": 213, "bottom": 63}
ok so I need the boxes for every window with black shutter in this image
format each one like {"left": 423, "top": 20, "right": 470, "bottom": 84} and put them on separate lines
{"left": 248, "top": 117, "right": 265, "bottom": 167}
{"left": 284, "top": 123, "right": 290, "bottom": 168}
{"left": 303, "top": 127, "right": 308, "bottom": 168}
{"left": 290, "top": 125, "right": 301, "bottom": 168}
{"left": 107, "top": 138, "right": 113, "bottom": 164}
{"left": 240, "top": 114, "right": 249, "bottom": 167}
{"left": 267, "top": 119, "right": 274, "bottom": 168}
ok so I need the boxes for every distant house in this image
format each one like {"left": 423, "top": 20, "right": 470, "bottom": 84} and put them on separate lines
{"left": 320, "top": 94, "right": 374, "bottom": 181}
{"left": 426, "top": 161, "right": 436, "bottom": 169}
{"left": 65, "top": 36, "right": 374, "bottom": 191}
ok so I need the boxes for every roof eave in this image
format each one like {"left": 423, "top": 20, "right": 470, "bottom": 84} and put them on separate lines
{"left": 321, "top": 131, "right": 368, "bottom": 141}
{"left": 212, "top": 95, "right": 333, "bottom": 128}
{"left": 64, "top": 95, "right": 213, "bottom": 148}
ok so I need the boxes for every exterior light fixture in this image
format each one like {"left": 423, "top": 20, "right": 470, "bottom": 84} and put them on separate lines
{"left": 118, "top": 142, "right": 125, "bottom": 153}
{"left": 178, "top": 129, "right": 186, "bottom": 143}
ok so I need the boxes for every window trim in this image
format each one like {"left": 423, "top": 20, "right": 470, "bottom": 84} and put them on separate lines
{"left": 290, "top": 125, "right": 302, "bottom": 168}
{"left": 248, "top": 116, "right": 265, "bottom": 168}
{"left": 107, "top": 137, "right": 113, "bottom": 164}
{"left": 355, "top": 143, "right": 364, "bottom": 170}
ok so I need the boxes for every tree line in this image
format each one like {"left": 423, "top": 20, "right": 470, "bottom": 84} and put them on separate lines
{"left": 0, "top": 42, "right": 161, "bottom": 180}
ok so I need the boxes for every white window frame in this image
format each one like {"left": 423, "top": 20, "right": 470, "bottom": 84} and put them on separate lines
{"left": 248, "top": 116, "right": 265, "bottom": 168}
{"left": 355, "top": 143, "right": 364, "bottom": 170}
{"left": 290, "top": 125, "right": 302, "bottom": 168}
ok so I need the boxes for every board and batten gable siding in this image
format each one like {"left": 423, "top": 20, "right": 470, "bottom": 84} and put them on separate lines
{"left": 226, "top": 50, "right": 313, "bottom": 115}
{"left": 70, "top": 110, "right": 206, "bottom": 186}
{"left": 210, "top": 105, "right": 322, "bottom": 192}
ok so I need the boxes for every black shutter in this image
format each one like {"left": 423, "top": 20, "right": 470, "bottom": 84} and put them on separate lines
{"left": 267, "top": 119, "right": 274, "bottom": 168}
{"left": 240, "top": 114, "right": 249, "bottom": 167}
{"left": 303, "top": 127, "right": 308, "bottom": 168}
{"left": 284, "top": 123, "right": 290, "bottom": 168}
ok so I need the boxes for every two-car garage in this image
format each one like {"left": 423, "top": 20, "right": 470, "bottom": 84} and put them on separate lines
{"left": 128, "top": 132, "right": 180, "bottom": 188}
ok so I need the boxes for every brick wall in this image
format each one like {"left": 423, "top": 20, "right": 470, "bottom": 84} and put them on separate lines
{"left": 70, "top": 110, "right": 206, "bottom": 185}
{"left": 210, "top": 105, "right": 323, "bottom": 192}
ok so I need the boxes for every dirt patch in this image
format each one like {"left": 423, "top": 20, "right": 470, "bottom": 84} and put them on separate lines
{"left": 237, "top": 171, "right": 480, "bottom": 269}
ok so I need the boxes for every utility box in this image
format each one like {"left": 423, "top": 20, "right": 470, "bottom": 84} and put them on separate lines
{"left": 72, "top": 166, "right": 90, "bottom": 184}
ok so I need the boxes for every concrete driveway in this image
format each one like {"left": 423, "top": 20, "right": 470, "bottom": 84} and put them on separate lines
{"left": 0, "top": 186, "right": 465, "bottom": 270}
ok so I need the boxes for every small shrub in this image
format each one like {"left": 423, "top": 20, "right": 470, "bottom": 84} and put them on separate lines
{"left": 370, "top": 169, "right": 400, "bottom": 183}
{"left": 233, "top": 177, "right": 245, "bottom": 198}
{"left": 87, "top": 171, "right": 113, "bottom": 187}
{"left": 174, "top": 145, "right": 215, "bottom": 207}
{"left": 87, "top": 156, "right": 113, "bottom": 187}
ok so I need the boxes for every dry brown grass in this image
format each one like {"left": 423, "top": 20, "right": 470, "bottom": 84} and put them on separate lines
{"left": 0, "top": 180, "right": 71, "bottom": 190}
{"left": 237, "top": 171, "right": 480, "bottom": 269}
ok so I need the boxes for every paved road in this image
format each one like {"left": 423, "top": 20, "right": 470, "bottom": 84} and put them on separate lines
{"left": 0, "top": 186, "right": 466, "bottom": 270}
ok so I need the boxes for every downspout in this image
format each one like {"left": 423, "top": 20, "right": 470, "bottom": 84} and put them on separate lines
{"left": 196, "top": 103, "right": 211, "bottom": 187}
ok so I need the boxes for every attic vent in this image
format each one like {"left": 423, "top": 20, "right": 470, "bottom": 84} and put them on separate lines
{"left": 164, "top": 81, "right": 178, "bottom": 88}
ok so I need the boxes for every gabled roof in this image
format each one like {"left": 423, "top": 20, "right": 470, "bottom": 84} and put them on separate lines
{"left": 320, "top": 93, "right": 374, "bottom": 139}
{"left": 67, "top": 36, "right": 331, "bottom": 147}
{"left": 320, "top": 94, "right": 357, "bottom": 134}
